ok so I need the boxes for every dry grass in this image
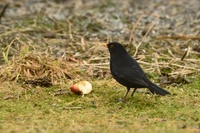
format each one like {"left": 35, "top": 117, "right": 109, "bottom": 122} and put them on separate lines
{"left": 0, "top": 39, "right": 83, "bottom": 85}
{"left": 0, "top": 14, "right": 199, "bottom": 86}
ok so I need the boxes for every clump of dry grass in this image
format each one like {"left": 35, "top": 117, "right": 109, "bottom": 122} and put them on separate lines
{"left": 0, "top": 48, "right": 79, "bottom": 86}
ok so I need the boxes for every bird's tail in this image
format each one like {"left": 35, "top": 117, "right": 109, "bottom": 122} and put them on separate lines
{"left": 147, "top": 81, "right": 170, "bottom": 96}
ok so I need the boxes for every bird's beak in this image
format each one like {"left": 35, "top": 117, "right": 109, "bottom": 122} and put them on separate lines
{"left": 101, "top": 43, "right": 107, "bottom": 47}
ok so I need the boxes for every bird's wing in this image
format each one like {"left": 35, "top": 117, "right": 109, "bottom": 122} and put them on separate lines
{"left": 112, "top": 65, "right": 148, "bottom": 87}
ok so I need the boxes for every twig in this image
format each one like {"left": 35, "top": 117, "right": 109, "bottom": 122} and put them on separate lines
{"left": 134, "top": 14, "right": 159, "bottom": 56}
{"left": 81, "top": 36, "right": 86, "bottom": 51}
{"left": 138, "top": 60, "right": 200, "bottom": 71}
{"left": 153, "top": 53, "right": 161, "bottom": 75}
{"left": 167, "top": 48, "right": 176, "bottom": 58}
{"left": 82, "top": 63, "right": 109, "bottom": 66}
{"left": 181, "top": 46, "right": 191, "bottom": 61}
{"left": 129, "top": 13, "right": 144, "bottom": 44}
{"left": 89, "top": 57, "right": 110, "bottom": 61}
{"left": 0, "top": 3, "right": 9, "bottom": 23}
{"left": 67, "top": 20, "right": 74, "bottom": 41}
{"left": 156, "top": 35, "right": 200, "bottom": 40}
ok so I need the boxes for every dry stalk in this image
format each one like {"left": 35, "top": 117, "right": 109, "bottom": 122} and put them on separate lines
{"left": 0, "top": 3, "right": 9, "bottom": 23}
{"left": 67, "top": 20, "right": 75, "bottom": 41}
{"left": 134, "top": 14, "right": 159, "bottom": 57}
{"left": 153, "top": 53, "right": 161, "bottom": 75}
{"left": 181, "top": 46, "right": 191, "bottom": 61}
{"left": 129, "top": 13, "right": 144, "bottom": 44}
{"left": 156, "top": 35, "right": 200, "bottom": 40}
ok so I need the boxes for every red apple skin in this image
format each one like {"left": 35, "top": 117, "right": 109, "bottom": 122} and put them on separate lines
{"left": 70, "top": 85, "right": 82, "bottom": 95}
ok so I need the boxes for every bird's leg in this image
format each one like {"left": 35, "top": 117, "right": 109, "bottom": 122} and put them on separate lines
{"left": 131, "top": 88, "right": 137, "bottom": 97}
{"left": 124, "top": 88, "right": 130, "bottom": 99}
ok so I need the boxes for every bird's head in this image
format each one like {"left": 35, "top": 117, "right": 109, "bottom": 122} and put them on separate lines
{"left": 102, "top": 42, "right": 127, "bottom": 56}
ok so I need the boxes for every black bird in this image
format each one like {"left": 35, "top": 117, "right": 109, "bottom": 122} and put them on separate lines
{"left": 103, "top": 42, "right": 170, "bottom": 99}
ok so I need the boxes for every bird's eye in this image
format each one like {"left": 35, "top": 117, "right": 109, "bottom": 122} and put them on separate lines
{"left": 110, "top": 45, "right": 114, "bottom": 48}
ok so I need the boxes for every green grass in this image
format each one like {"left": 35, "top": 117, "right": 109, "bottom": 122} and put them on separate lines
{"left": 0, "top": 1, "right": 199, "bottom": 132}
{"left": 0, "top": 77, "right": 199, "bottom": 133}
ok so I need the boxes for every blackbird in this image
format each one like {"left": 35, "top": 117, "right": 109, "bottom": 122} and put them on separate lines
{"left": 103, "top": 42, "right": 170, "bottom": 99}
